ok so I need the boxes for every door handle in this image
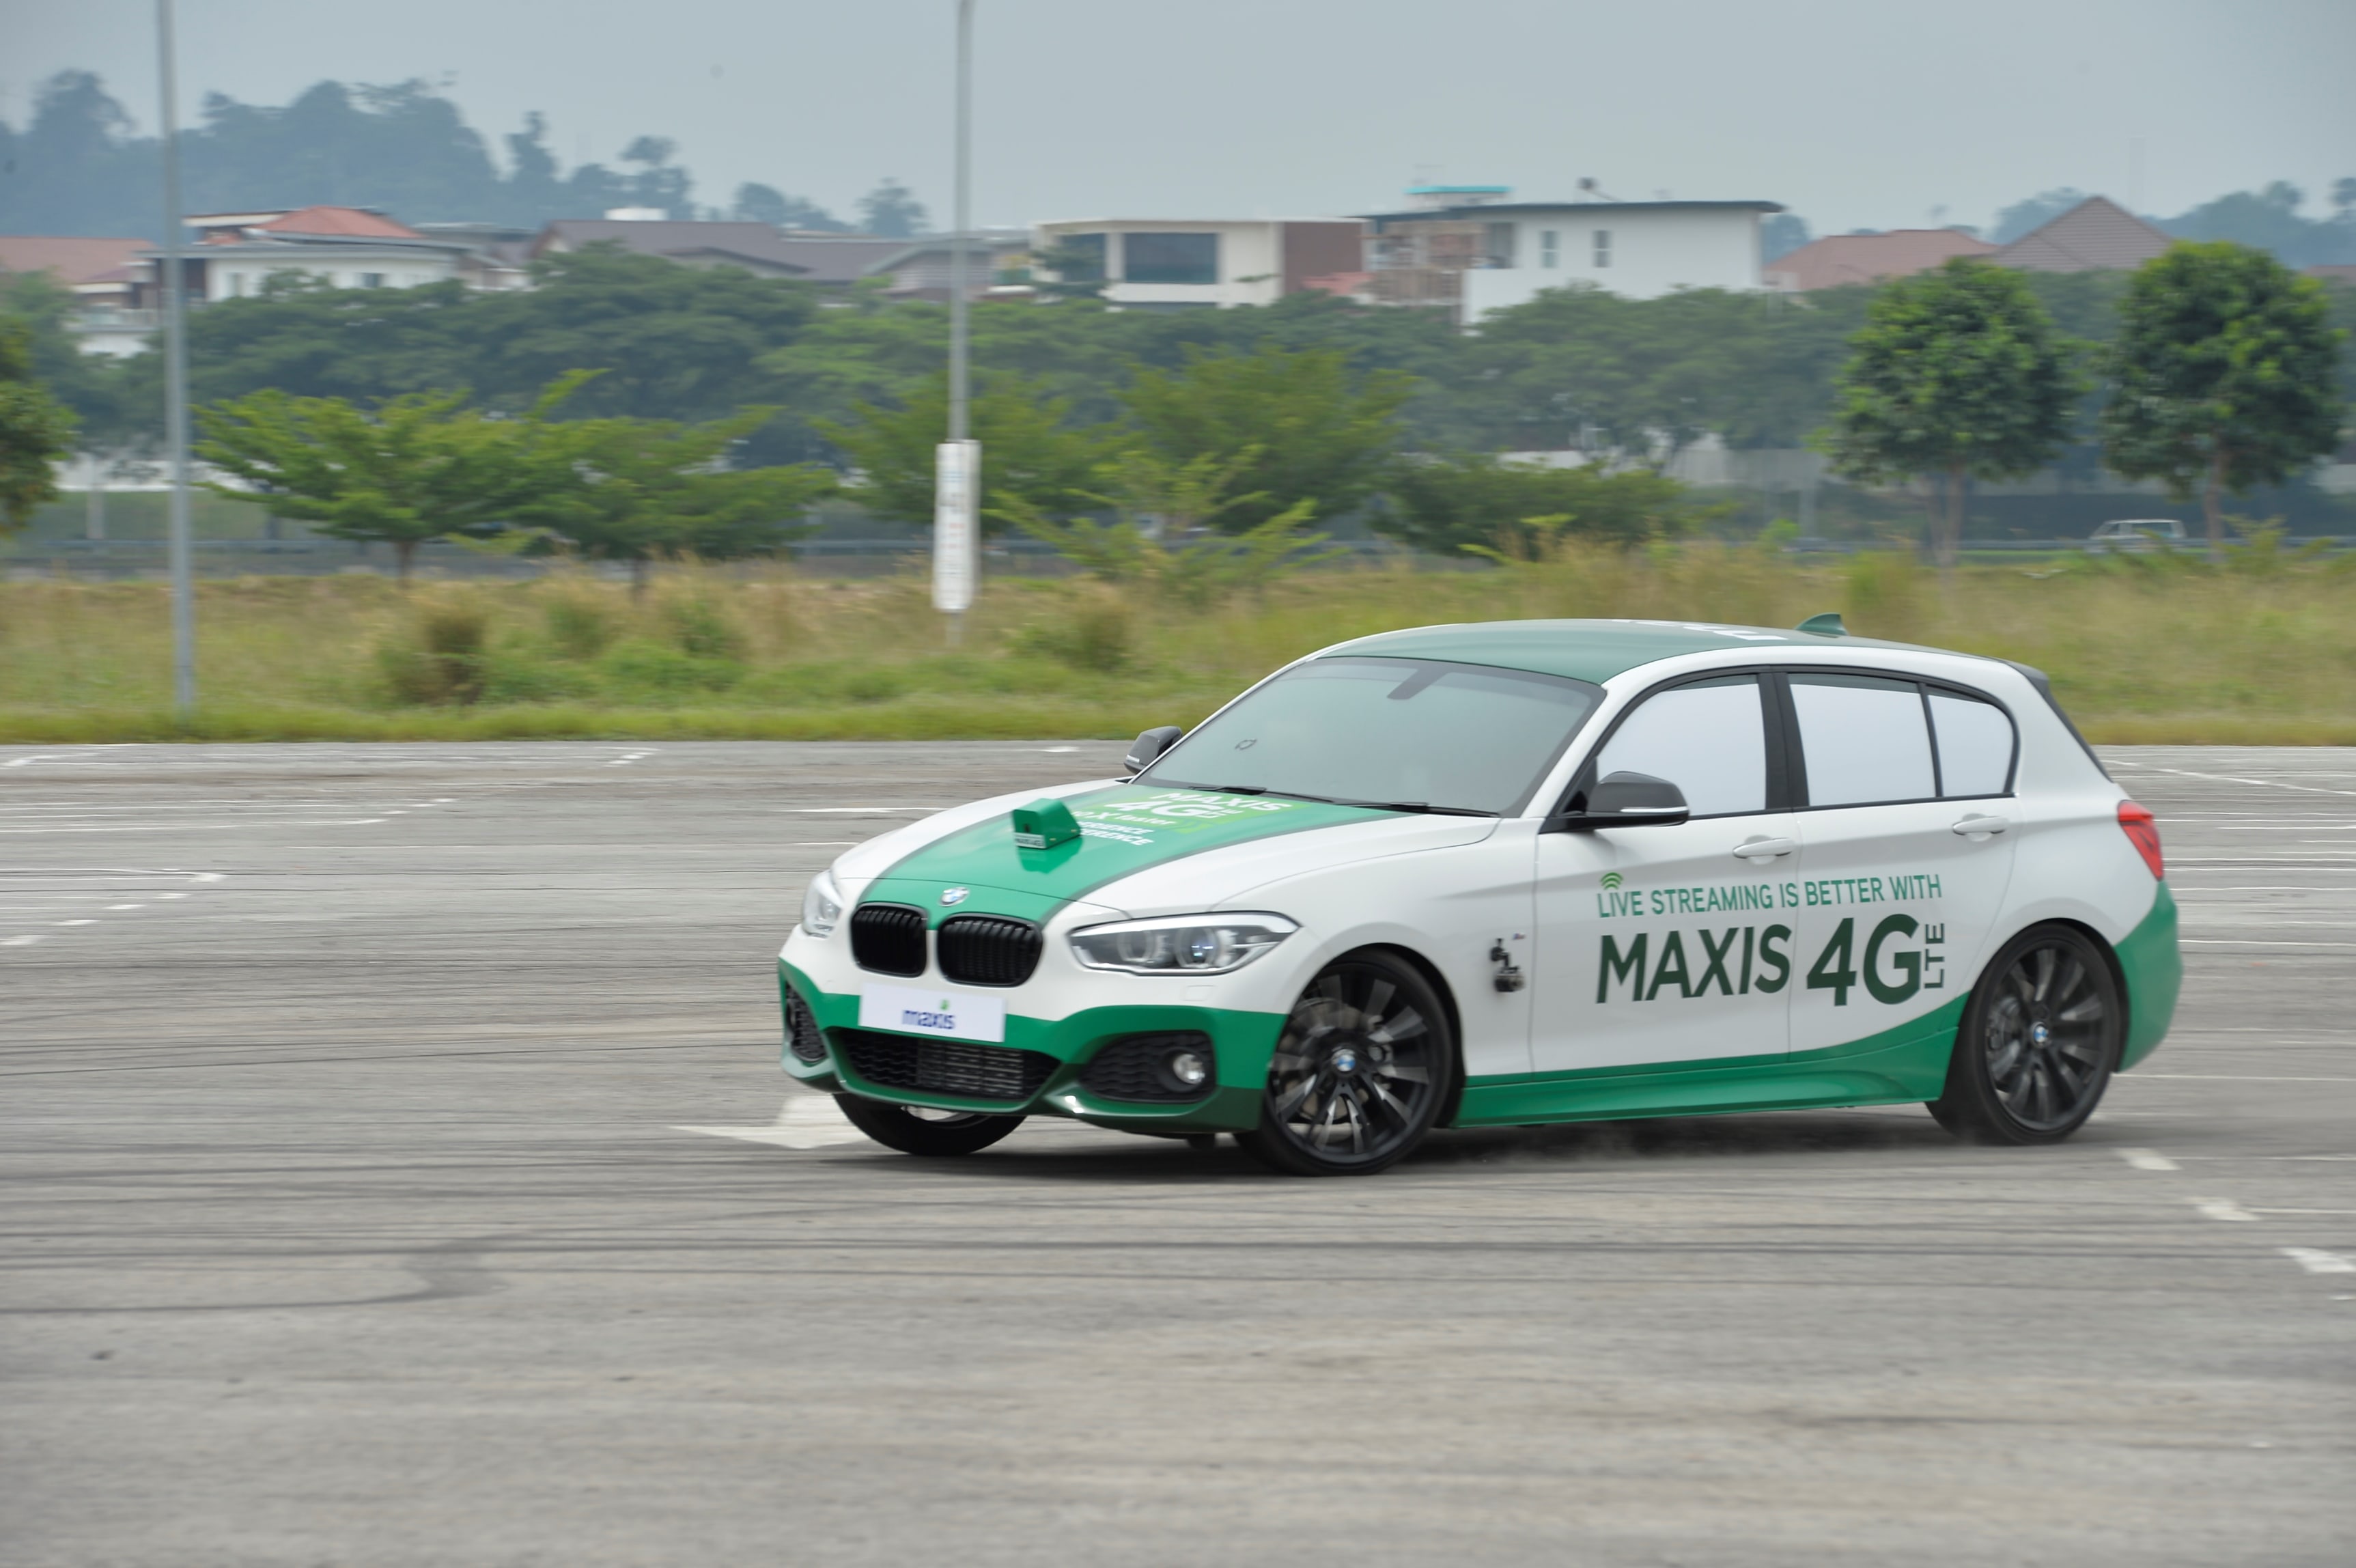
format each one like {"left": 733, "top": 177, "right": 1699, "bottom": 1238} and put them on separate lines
{"left": 1951, "top": 815, "right": 2011, "bottom": 840}
{"left": 1732, "top": 836, "right": 1797, "bottom": 860}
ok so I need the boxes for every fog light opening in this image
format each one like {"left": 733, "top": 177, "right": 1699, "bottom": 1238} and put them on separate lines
{"left": 1166, "top": 1049, "right": 1209, "bottom": 1088}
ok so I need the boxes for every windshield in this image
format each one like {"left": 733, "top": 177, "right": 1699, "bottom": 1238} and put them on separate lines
{"left": 1141, "top": 656, "right": 1603, "bottom": 815}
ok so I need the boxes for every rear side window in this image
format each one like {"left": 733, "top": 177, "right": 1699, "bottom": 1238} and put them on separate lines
{"left": 1791, "top": 673, "right": 2018, "bottom": 806}
{"left": 1590, "top": 675, "right": 1767, "bottom": 817}
{"left": 1928, "top": 691, "right": 2016, "bottom": 797}
{"left": 1791, "top": 673, "right": 1935, "bottom": 806}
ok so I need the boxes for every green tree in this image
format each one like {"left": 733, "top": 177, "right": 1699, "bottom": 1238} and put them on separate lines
{"left": 0, "top": 314, "right": 77, "bottom": 533}
{"left": 1123, "top": 346, "right": 1414, "bottom": 531}
{"left": 818, "top": 374, "right": 1114, "bottom": 535}
{"left": 196, "top": 381, "right": 576, "bottom": 578}
{"left": 2101, "top": 242, "right": 2347, "bottom": 559}
{"left": 1377, "top": 453, "right": 1692, "bottom": 556}
{"left": 1821, "top": 258, "right": 2078, "bottom": 567}
{"left": 514, "top": 406, "right": 833, "bottom": 588}
{"left": 856, "top": 178, "right": 929, "bottom": 239}
{"left": 994, "top": 448, "right": 1339, "bottom": 609}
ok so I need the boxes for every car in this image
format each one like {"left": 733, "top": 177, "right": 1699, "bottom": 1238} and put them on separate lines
{"left": 2086, "top": 518, "right": 2188, "bottom": 553}
{"left": 776, "top": 615, "right": 2181, "bottom": 1176}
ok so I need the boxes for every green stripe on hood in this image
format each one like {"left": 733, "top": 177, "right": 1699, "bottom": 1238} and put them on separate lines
{"left": 860, "top": 785, "right": 1387, "bottom": 923}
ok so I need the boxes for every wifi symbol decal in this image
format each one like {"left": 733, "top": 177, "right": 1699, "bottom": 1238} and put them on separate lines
{"left": 1601, "top": 873, "right": 1623, "bottom": 891}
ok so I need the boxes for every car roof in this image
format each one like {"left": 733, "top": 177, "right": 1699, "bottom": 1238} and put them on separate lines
{"left": 1317, "top": 617, "right": 1950, "bottom": 684}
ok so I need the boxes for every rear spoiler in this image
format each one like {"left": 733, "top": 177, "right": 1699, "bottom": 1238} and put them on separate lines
{"left": 2005, "top": 660, "right": 2109, "bottom": 780}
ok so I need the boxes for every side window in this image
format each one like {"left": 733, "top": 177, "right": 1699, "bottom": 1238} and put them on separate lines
{"left": 1929, "top": 690, "right": 2016, "bottom": 797}
{"left": 1791, "top": 673, "right": 1934, "bottom": 807}
{"left": 1590, "top": 675, "right": 1767, "bottom": 817}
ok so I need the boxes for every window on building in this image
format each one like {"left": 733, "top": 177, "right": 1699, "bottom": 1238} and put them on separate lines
{"left": 1483, "top": 222, "right": 1517, "bottom": 268}
{"left": 227, "top": 272, "right": 246, "bottom": 297}
{"left": 1540, "top": 230, "right": 1560, "bottom": 268}
{"left": 1123, "top": 232, "right": 1218, "bottom": 285}
{"left": 1051, "top": 233, "right": 1107, "bottom": 283}
{"left": 1593, "top": 229, "right": 1612, "bottom": 268}
{"left": 359, "top": 272, "right": 388, "bottom": 290}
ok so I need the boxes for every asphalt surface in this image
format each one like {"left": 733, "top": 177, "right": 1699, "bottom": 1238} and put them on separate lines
{"left": 3, "top": 740, "right": 2351, "bottom": 1567}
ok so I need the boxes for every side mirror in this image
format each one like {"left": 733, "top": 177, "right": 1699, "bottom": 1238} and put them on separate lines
{"left": 1551, "top": 770, "right": 1691, "bottom": 831}
{"left": 1123, "top": 725, "right": 1184, "bottom": 775}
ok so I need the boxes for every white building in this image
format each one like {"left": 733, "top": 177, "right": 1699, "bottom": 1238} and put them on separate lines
{"left": 179, "top": 206, "right": 470, "bottom": 300}
{"left": 1363, "top": 198, "right": 1783, "bottom": 321}
{"left": 1029, "top": 218, "right": 1365, "bottom": 309}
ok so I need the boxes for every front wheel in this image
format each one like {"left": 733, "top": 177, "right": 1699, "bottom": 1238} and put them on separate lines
{"left": 1237, "top": 951, "right": 1457, "bottom": 1177}
{"left": 833, "top": 1096, "right": 1025, "bottom": 1156}
{"left": 1929, "top": 924, "right": 2121, "bottom": 1145}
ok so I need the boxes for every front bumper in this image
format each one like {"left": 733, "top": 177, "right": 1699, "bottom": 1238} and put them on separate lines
{"left": 778, "top": 955, "right": 1282, "bottom": 1134}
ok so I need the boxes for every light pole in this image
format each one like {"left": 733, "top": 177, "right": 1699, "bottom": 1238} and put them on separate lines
{"left": 156, "top": 0, "right": 196, "bottom": 718}
{"left": 931, "top": 0, "right": 978, "bottom": 645}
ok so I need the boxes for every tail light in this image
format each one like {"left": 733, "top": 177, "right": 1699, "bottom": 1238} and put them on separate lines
{"left": 2117, "top": 801, "right": 2163, "bottom": 879}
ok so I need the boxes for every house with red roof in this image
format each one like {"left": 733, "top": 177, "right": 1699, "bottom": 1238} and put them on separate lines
{"left": 1763, "top": 228, "right": 1997, "bottom": 292}
{"left": 171, "top": 206, "right": 480, "bottom": 300}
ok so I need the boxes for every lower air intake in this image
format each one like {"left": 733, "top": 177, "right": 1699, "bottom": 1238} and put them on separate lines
{"left": 784, "top": 988, "right": 828, "bottom": 1065}
{"left": 835, "top": 1029, "right": 1056, "bottom": 1103}
{"left": 1078, "top": 1032, "right": 1217, "bottom": 1103}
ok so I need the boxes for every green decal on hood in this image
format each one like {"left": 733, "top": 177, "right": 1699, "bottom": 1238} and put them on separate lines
{"left": 860, "top": 785, "right": 1389, "bottom": 923}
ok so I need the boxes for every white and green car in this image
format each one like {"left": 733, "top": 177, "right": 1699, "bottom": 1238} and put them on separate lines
{"left": 778, "top": 617, "right": 2180, "bottom": 1175}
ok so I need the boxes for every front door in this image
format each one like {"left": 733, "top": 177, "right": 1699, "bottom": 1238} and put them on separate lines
{"left": 1782, "top": 672, "right": 2021, "bottom": 1062}
{"left": 1532, "top": 673, "right": 1797, "bottom": 1074}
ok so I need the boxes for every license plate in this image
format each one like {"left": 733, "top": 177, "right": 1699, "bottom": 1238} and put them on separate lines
{"left": 858, "top": 984, "right": 1007, "bottom": 1044}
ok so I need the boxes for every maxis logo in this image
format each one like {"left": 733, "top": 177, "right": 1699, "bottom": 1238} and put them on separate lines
{"left": 1601, "top": 873, "right": 1624, "bottom": 891}
{"left": 902, "top": 999, "right": 959, "bottom": 1032}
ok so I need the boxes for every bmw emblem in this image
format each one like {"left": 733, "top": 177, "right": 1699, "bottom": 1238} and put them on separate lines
{"left": 940, "top": 887, "right": 970, "bottom": 906}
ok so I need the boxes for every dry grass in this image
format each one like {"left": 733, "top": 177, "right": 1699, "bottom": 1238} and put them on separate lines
{"left": 2, "top": 546, "right": 2353, "bottom": 744}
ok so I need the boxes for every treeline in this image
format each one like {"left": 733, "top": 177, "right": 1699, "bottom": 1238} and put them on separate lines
{"left": 0, "top": 71, "right": 924, "bottom": 238}
{"left": 4, "top": 243, "right": 2349, "bottom": 563}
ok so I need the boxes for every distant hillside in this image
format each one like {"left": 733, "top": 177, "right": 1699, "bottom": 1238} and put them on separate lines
{"left": 0, "top": 70, "right": 913, "bottom": 240}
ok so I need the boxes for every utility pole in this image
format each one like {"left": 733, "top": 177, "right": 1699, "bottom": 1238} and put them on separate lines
{"left": 157, "top": 0, "right": 196, "bottom": 718}
{"left": 931, "top": 0, "right": 979, "bottom": 645}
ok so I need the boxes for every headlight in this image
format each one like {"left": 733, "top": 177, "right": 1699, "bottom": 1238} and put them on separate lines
{"left": 801, "top": 868, "right": 845, "bottom": 938}
{"left": 1069, "top": 913, "right": 1298, "bottom": 975}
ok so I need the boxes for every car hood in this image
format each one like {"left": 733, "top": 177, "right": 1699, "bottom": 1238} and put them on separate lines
{"left": 842, "top": 781, "right": 1494, "bottom": 925}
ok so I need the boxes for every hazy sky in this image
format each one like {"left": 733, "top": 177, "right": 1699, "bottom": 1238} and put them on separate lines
{"left": 5, "top": 0, "right": 2352, "bottom": 235}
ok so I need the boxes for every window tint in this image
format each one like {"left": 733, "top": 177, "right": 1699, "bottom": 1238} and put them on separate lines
{"left": 1792, "top": 673, "right": 1935, "bottom": 807}
{"left": 1124, "top": 233, "right": 1218, "bottom": 284}
{"left": 1591, "top": 676, "right": 1766, "bottom": 817}
{"left": 1929, "top": 692, "right": 2015, "bottom": 797}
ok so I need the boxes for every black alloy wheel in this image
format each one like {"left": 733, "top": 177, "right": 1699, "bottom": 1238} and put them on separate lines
{"left": 1239, "top": 951, "right": 1456, "bottom": 1176}
{"left": 1929, "top": 923, "right": 2122, "bottom": 1145}
{"left": 832, "top": 1096, "right": 1026, "bottom": 1156}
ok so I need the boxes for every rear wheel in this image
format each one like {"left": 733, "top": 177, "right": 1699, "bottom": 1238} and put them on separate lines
{"left": 832, "top": 1096, "right": 1024, "bottom": 1156}
{"left": 1929, "top": 924, "right": 2120, "bottom": 1145}
{"left": 1238, "top": 951, "right": 1455, "bottom": 1177}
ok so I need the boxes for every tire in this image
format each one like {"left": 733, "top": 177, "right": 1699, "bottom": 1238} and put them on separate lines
{"left": 832, "top": 1095, "right": 1025, "bottom": 1156}
{"left": 1929, "top": 923, "right": 2122, "bottom": 1145}
{"left": 1237, "top": 950, "right": 1457, "bottom": 1177}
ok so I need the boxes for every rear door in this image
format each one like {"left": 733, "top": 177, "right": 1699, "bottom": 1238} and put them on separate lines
{"left": 1531, "top": 673, "right": 1797, "bottom": 1074}
{"left": 1781, "top": 671, "right": 2021, "bottom": 1062}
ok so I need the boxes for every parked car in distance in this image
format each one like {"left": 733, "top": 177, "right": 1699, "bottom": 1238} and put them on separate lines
{"left": 2086, "top": 519, "right": 2187, "bottom": 553}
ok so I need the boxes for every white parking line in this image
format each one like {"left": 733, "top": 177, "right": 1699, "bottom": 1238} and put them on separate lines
{"left": 2118, "top": 1148, "right": 2178, "bottom": 1171}
{"left": 675, "top": 1096, "right": 871, "bottom": 1150}
{"left": 2192, "top": 1198, "right": 2260, "bottom": 1222}
{"left": 2280, "top": 1248, "right": 2356, "bottom": 1275}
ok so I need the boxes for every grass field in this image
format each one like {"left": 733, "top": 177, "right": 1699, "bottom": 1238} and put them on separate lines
{"left": 3, "top": 542, "right": 2353, "bottom": 744}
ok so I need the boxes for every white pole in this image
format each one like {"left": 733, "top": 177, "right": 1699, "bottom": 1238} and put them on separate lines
{"left": 936, "top": 0, "right": 978, "bottom": 645}
{"left": 157, "top": 0, "right": 196, "bottom": 717}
